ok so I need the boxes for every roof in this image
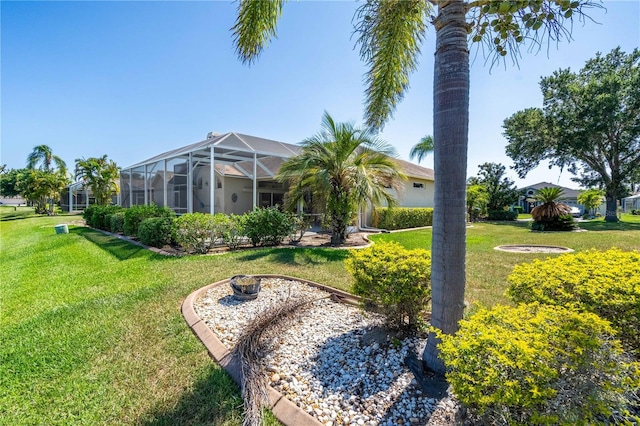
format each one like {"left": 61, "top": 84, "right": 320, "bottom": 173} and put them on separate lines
{"left": 393, "top": 158, "right": 434, "bottom": 181}
{"left": 623, "top": 193, "right": 640, "bottom": 200}
{"left": 121, "top": 131, "right": 434, "bottom": 181}
{"left": 519, "top": 182, "right": 581, "bottom": 199}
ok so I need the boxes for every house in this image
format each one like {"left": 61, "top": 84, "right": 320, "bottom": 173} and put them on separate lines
{"left": 517, "top": 182, "right": 603, "bottom": 215}
{"left": 622, "top": 193, "right": 640, "bottom": 212}
{"left": 118, "top": 131, "right": 435, "bottom": 226}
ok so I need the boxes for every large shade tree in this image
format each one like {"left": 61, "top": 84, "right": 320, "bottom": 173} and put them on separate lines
{"left": 231, "top": 0, "right": 600, "bottom": 372}
{"left": 474, "top": 162, "right": 520, "bottom": 212}
{"left": 277, "top": 112, "right": 405, "bottom": 245}
{"left": 504, "top": 47, "right": 639, "bottom": 222}
{"left": 74, "top": 155, "right": 120, "bottom": 206}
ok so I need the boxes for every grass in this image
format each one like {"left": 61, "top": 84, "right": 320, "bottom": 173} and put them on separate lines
{"left": 370, "top": 215, "right": 640, "bottom": 307}
{"left": 2, "top": 208, "right": 639, "bottom": 424}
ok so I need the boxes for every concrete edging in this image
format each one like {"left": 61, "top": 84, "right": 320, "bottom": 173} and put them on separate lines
{"left": 181, "top": 274, "right": 361, "bottom": 426}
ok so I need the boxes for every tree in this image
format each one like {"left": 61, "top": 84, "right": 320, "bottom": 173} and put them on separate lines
{"left": 0, "top": 168, "right": 24, "bottom": 198}
{"left": 27, "top": 145, "right": 67, "bottom": 174}
{"left": 504, "top": 48, "right": 640, "bottom": 223}
{"left": 577, "top": 188, "right": 605, "bottom": 216}
{"left": 530, "top": 186, "right": 571, "bottom": 221}
{"left": 409, "top": 135, "right": 434, "bottom": 164}
{"left": 231, "top": 0, "right": 600, "bottom": 373}
{"left": 474, "top": 162, "right": 519, "bottom": 212}
{"left": 277, "top": 112, "right": 405, "bottom": 245}
{"left": 466, "top": 183, "right": 488, "bottom": 221}
{"left": 75, "top": 155, "right": 120, "bottom": 206}
{"left": 18, "top": 169, "right": 70, "bottom": 214}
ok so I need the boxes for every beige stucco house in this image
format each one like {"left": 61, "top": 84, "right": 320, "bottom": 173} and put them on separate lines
{"left": 118, "top": 132, "right": 434, "bottom": 226}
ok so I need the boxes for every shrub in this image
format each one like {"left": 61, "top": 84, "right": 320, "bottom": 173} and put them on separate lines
{"left": 243, "top": 207, "right": 293, "bottom": 247}
{"left": 512, "top": 205, "right": 523, "bottom": 214}
{"left": 374, "top": 207, "right": 433, "bottom": 230}
{"left": 123, "top": 204, "right": 175, "bottom": 237}
{"left": 288, "top": 214, "right": 314, "bottom": 242}
{"left": 507, "top": 248, "right": 640, "bottom": 356}
{"left": 110, "top": 212, "right": 125, "bottom": 233}
{"left": 172, "top": 213, "right": 216, "bottom": 254}
{"left": 138, "top": 217, "right": 173, "bottom": 248}
{"left": 439, "top": 303, "right": 640, "bottom": 425}
{"left": 220, "top": 214, "right": 245, "bottom": 250}
{"left": 345, "top": 241, "right": 431, "bottom": 329}
{"left": 487, "top": 209, "right": 518, "bottom": 221}
{"left": 92, "top": 205, "right": 123, "bottom": 231}
{"left": 83, "top": 205, "right": 98, "bottom": 227}
{"left": 632, "top": 209, "right": 640, "bottom": 215}
{"left": 530, "top": 213, "right": 576, "bottom": 231}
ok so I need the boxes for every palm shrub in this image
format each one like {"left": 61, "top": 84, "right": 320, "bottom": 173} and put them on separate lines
{"left": 242, "top": 207, "right": 293, "bottom": 247}
{"left": 172, "top": 213, "right": 216, "bottom": 254}
{"left": 138, "top": 217, "right": 173, "bottom": 248}
{"left": 345, "top": 241, "right": 431, "bottom": 329}
{"left": 507, "top": 248, "right": 640, "bottom": 357}
{"left": 530, "top": 187, "right": 575, "bottom": 230}
{"left": 123, "top": 204, "right": 175, "bottom": 237}
{"left": 439, "top": 303, "right": 640, "bottom": 425}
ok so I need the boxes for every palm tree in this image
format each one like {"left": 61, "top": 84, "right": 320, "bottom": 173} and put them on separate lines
{"left": 530, "top": 187, "right": 571, "bottom": 222}
{"left": 74, "top": 155, "right": 120, "bottom": 206}
{"left": 231, "top": 0, "right": 599, "bottom": 373}
{"left": 277, "top": 112, "right": 405, "bottom": 245}
{"left": 409, "top": 135, "right": 434, "bottom": 164}
{"left": 577, "top": 188, "right": 605, "bottom": 217}
{"left": 27, "top": 145, "right": 67, "bottom": 174}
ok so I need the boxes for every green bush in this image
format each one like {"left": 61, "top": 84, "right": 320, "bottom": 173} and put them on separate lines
{"left": 110, "top": 212, "right": 125, "bottom": 234}
{"left": 219, "top": 214, "right": 245, "bottom": 250}
{"left": 172, "top": 213, "right": 216, "bottom": 254}
{"left": 138, "top": 217, "right": 173, "bottom": 248}
{"left": 631, "top": 209, "right": 640, "bottom": 215}
{"left": 93, "top": 205, "right": 123, "bottom": 231}
{"left": 512, "top": 205, "right": 523, "bottom": 214}
{"left": 345, "top": 241, "right": 431, "bottom": 329}
{"left": 242, "top": 207, "right": 293, "bottom": 247}
{"left": 288, "top": 214, "right": 314, "bottom": 242}
{"left": 487, "top": 209, "right": 518, "bottom": 221}
{"left": 531, "top": 213, "right": 576, "bottom": 231}
{"left": 439, "top": 303, "right": 640, "bottom": 425}
{"left": 83, "top": 205, "right": 98, "bottom": 227}
{"left": 374, "top": 207, "right": 433, "bottom": 230}
{"left": 507, "top": 248, "right": 640, "bottom": 356}
{"left": 123, "top": 204, "right": 175, "bottom": 237}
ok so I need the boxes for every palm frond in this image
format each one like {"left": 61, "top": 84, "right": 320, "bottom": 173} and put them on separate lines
{"left": 409, "top": 135, "right": 434, "bottom": 163}
{"left": 232, "top": 0, "right": 286, "bottom": 65}
{"left": 354, "top": 0, "right": 431, "bottom": 130}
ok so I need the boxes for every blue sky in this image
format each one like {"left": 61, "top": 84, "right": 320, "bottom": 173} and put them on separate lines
{"left": 2, "top": 1, "right": 639, "bottom": 189}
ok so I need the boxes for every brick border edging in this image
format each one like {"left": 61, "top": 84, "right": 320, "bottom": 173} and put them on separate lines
{"left": 181, "top": 274, "right": 362, "bottom": 426}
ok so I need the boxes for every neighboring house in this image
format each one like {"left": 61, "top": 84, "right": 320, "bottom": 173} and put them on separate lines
{"left": 622, "top": 193, "right": 640, "bottom": 212}
{"left": 60, "top": 182, "right": 119, "bottom": 212}
{"left": 118, "top": 131, "right": 435, "bottom": 226}
{"left": 517, "top": 182, "right": 605, "bottom": 216}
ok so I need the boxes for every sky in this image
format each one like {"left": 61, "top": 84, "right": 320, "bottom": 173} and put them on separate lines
{"left": 2, "top": 0, "right": 639, "bottom": 190}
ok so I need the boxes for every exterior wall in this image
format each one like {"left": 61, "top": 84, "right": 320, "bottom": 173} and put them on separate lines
{"left": 224, "top": 176, "right": 254, "bottom": 215}
{"left": 398, "top": 179, "right": 435, "bottom": 208}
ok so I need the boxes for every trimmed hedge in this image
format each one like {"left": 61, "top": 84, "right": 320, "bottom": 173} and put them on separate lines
{"left": 487, "top": 209, "right": 518, "bottom": 221}
{"left": 123, "top": 204, "right": 175, "bottom": 237}
{"left": 83, "top": 205, "right": 124, "bottom": 231}
{"left": 507, "top": 248, "right": 640, "bottom": 356}
{"left": 439, "top": 303, "right": 640, "bottom": 425}
{"left": 138, "top": 217, "right": 173, "bottom": 248}
{"left": 345, "top": 241, "right": 431, "bottom": 329}
{"left": 374, "top": 207, "right": 433, "bottom": 230}
{"left": 110, "top": 212, "right": 125, "bottom": 234}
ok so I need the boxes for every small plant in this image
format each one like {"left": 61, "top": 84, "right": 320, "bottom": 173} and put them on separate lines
{"left": 507, "top": 248, "right": 640, "bottom": 356}
{"left": 110, "top": 211, "right": 125, "bottom": 233}
{"left": 138, "top": 217, "right": 173, "bottom": 248}
{"left": 288, "top": 213, "right": 313, "bottom": 243}
{"left": 242, "top": 207, "right": 293, "bottom": 247}
{"left": 438, "top": 303, "right": 640, "bottom": 425}
{"left": 172, "top": 213, "right": 216, "bottom": 254}
{"left": 345, "top": 241, "right": 431, "bottom": 329}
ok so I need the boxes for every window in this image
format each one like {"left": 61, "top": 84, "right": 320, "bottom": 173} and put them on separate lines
{"left": 413, "top": 182, "right": 425, "bottom": 189}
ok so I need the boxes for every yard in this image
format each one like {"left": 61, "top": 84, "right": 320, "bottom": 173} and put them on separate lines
{"left": 1, "top": 207, "right": 638, "bottom": 425}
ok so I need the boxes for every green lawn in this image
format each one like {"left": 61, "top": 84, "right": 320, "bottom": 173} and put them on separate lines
{"left": 2, "top": 209, "right": 639, "bottom": 424}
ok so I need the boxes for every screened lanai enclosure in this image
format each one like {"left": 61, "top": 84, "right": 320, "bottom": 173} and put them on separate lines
{"left": 119, "top": 132, "right": 302, "bottom": 215}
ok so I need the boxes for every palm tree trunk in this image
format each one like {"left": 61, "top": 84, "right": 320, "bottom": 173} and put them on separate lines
{"left": 422, "top": 0, "right": 469, "bottom": 374}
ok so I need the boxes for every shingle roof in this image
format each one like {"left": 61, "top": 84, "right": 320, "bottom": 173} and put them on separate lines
{"left": 519, "top": 182, "right": 582, "bottom": 198}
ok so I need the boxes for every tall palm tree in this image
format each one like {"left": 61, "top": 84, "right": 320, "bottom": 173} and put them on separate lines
{"left": 409, "top": 135, "right": 434, "bottom": 164}
{"left": 231, "top": 0, "right": 599, "bottom": 373}
{"left": 277, "top": 112, "right": 405, "bottom": 245}
{"left": 27, "top": 145, "right": 67, "bottom": 174}
{"left": 74, "top": 155, "right": 120, "bottom": 206}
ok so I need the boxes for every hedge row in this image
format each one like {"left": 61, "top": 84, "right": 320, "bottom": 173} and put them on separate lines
{"left": 373, "top": 207, "right": 433, "bottom": 230}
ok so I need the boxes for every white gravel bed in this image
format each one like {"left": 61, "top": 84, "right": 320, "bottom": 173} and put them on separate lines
{"left": 194, "top": 277, "right": 457, "bottom": 426}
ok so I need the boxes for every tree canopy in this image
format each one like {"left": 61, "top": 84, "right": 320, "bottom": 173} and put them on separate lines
{"left": 474, "top": 162, "right": 520, "bottom": 212}
{"left": 75, "top": 155, "right": 120, "bottom": 206}
{"left": 504, "top": 47, "right": 640, "bottom": 222}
